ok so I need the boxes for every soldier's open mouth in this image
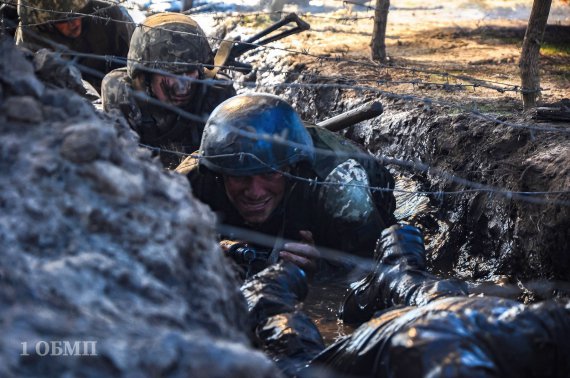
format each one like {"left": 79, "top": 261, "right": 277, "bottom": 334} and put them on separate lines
{"left": 239, "top": 198, "right": 271, "bottom": 212}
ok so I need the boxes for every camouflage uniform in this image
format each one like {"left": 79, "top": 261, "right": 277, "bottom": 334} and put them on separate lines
{"left": 16, "top": 0, "right": 134, "bottom": 92}
{"left": 101, "top": 13, "right": 236, "bottom": 169}
{"left": 176, "top": 94, "right": 396, "bottom": 277}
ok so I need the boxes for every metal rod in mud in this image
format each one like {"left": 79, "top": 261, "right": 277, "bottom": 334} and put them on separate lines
{"left": 317, "top": 100, "right": 383, "bottom": 132}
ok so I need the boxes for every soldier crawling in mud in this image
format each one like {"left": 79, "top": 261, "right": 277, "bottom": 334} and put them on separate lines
{"left": 176, "top": 93, "right": 397, "bottom": 279}
{"left": 101, "top": 13, "right": 236, "bottom": 169}
{"left": 16, "top": 0, "right": 134, "bottom": 92}
{"left": 176, "top": 94, "right": 570, "bottom": 377}
{"left": 245, "top": 226, "right": 570, "bottom": 377}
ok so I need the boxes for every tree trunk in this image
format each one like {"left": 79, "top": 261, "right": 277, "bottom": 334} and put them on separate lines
{"left": 519, "top": 0, "right": 552, "bottom": 109}
{"left": 181, "top": 0, "right": 194, "bottom": 12}
{"left": 371, "top": 0, "right": 390, "bottom": 62}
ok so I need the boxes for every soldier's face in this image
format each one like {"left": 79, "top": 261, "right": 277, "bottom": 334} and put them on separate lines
{"left": 54, "top": 18, "right": 83, "bottom": 38}
{"left": 223, "top": 171, "right": 287, "bottom": 225}
{"left": 150, "top": 70, "right": 199, "bottom": 106}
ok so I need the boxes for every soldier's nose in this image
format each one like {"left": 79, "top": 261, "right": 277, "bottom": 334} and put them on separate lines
{"left": 173, "top": 79, "right": 191, "bottom": 94}
{"left": 244, "top": 176, "right": 268, "bottom": 198}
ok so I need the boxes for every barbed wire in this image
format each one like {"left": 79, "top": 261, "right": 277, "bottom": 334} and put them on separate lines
{"left": 7, "top": 6, "right": 555, "bottom": 132}
{"left": 54, "top": 47, "right": 526, "bottom": 98}
{"left": 14, "top": 0, "right": 120, "bottom": 24}
{"left": 118, "top": 55, "right": 568, "bottom": 135}
{"left": 204, "top": 10, "right": 375, "bottom": 21}
{"left": 11, "top": 1, "right": 538, "bottom": 94}
{"left": 7, "top": 18, "right": 566, "bottom": 137}
{"left": 218, "top": 222, "right": 570, "bottom": 301}
{"left": 9, "top": 22, "right": 565, "bottom": 137}
{"left": 336, "top": 0, "right": 445, "bottom": 13}
{"left": 139, "top": 126, "right": 570, "bottom": 207}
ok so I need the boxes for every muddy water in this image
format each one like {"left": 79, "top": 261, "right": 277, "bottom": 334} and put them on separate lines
{"left": 303, "top": 280, "right": 357, "bottom": 345}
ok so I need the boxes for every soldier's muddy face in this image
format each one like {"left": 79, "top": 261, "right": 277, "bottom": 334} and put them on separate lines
{"left": 223, "top": 171, "right": 287, "bottom": 225}
{"left": 150, "top": 70, "right": 199, "bottom": 106}
{"left": 54, "top": 18, "right": 83, "bottom": 38}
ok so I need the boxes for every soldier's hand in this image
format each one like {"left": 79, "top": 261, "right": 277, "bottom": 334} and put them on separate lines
{"left": 279, "top": 230, "right": 320, "bottom": 276}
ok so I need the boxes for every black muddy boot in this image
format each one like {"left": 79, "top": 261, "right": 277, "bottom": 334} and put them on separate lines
{"left": 339, "top": 224, "right": 468, "bottom": 324}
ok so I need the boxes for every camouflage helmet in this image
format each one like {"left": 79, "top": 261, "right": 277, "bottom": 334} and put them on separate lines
{"left": 127, "top": 12, "right": 213, "bottom": 79}
{"left": 17, "top": 0, "right": 90, "bottom": 26}
{"left": 200, "top": 93, "right": 315, "bottom": 176}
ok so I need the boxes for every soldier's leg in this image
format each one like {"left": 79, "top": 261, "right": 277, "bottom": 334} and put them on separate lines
{"left": 312, "top": 297, "right": 570, "bottom": 378}
{"left": 241, "top": 262, "right": 325, "bottom": 376}
{"left": 340, "top": 224, "right": 468, "bottom": 324}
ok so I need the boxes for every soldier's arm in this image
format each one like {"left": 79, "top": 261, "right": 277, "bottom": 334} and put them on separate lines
{"left": 317, "top": 159, "right": 387, "bottom": 258}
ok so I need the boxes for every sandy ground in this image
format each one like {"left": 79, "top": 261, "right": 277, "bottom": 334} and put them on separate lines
{"left": 191, "top": 0, "right": 569, "bottom": 107}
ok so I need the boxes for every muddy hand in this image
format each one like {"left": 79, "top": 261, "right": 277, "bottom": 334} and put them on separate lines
{"left": 280, "top": 230, "right": 320, "bottom": 275}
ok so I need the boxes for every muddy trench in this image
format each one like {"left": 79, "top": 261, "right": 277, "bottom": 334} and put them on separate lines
{"left": 1, "top": 4, "right": 569, "bottom": 371}
{"left": 239, "top": 48, "right": 570, "bottom": 310}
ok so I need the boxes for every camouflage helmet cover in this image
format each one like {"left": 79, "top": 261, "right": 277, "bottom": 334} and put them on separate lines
{"left": 18, "top": 0, "right": 91, "bottom": 26}
{"left": 200, "top": 93, "right": 315, "bottom": 176}
{"left": 127, "top": 12, "right": 213, "bottom": 78}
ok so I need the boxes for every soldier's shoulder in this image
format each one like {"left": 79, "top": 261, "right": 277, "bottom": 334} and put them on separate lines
{"left": 103, "top": 67, "right": 129, "bottom": 82}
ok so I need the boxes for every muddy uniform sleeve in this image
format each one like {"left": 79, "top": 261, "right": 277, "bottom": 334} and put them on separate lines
{"left": 314, "top": 158, "right": 390, "bottom": 259}
{"left": 340, "top": 225, "right": 468, "bottom": 324}
{"left": 306, "top": 126, "right": 396, "bottom": 260}
{"left": 308, "top": 126, "right": 396, "bottom": 226}
{"left": 101, "top": 68, "right": 142, "bottom": 130}
{"left": 241, "top": 262, "right": 325, "bottom": 376}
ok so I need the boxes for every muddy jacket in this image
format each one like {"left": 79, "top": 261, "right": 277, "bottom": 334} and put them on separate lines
{"left": 101, "top": 67, "right": 236, "bottom": 169}
{"left": 177, "top": 126, "right": 397, "bottom": 278}
{"left": 310, "top": 296, "right": 570, "bottom": 378}
{"left": 15, "top": 1, "right": 134, "bottom": 92}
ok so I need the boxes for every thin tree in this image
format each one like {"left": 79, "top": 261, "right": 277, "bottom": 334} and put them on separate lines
{"left": 371, "top": 0, "right": 390, "bottom": 62}
{"left": 519, "top": 0, "right": 552, "bottom": 109}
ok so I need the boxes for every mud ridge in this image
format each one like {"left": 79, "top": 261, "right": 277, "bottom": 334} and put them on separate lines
{"left": 0, "top": 38, "right": 280, "bottom": 377}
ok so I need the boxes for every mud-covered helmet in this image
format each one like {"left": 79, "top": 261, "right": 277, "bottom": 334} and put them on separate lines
{"left": 200, "top": 93, "right": 315, "bottom": 176}
{"left": 17, "top": 0, "right": 90, "bottom": 26}
{"left": 127, "top": 12, "right": 213, "bottom": 79}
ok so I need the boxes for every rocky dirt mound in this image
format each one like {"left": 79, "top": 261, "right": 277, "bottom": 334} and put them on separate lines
{"left": 0, "top": 38, "right": 279, "bottom": 377}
